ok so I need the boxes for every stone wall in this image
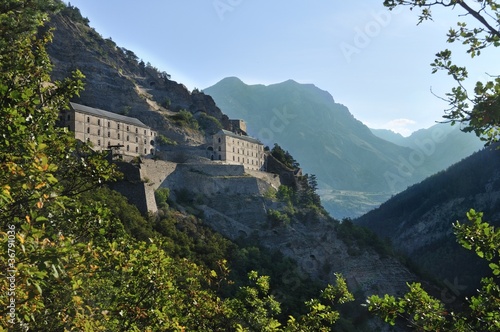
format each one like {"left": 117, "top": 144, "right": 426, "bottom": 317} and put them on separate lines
{"left": 112, "top": 159, "right": 284, "bottom": 215}
{"left": 138, "top": 159, "right": 177, "bottom": 190}
{"left": 159, "top": 164, "right": 265, "bottom": 197}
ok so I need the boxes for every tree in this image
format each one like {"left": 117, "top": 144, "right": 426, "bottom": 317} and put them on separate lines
{"left": 383, "top": 0, "right": 500, "bottom": 145}
{"left": 367, "top": 209, "right": 500, "bottom": 331}
{"left": 0, "top": 2, "right": 358, "bottom": 330}
{"left": 0, "top": 1, "right": 121, "bottom": 329}
{"left": 367, "top": 4, "right": 500, "bottom": 329}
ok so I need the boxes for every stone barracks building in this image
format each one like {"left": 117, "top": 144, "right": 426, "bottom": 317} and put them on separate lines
{"left": 59, "top": 102, "right": 156, "bottom": 157}
{"left": 212, "top": 129, "right": 265, "bottom": 171}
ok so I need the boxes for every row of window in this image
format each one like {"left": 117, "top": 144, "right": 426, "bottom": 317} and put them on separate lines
{"left": 216, "top": 145, "right": 262, "bottom": 158}
{"left": 86, "top": 116, "right": 153, "bottom": 135}
{"left": 232, "top": 155, "right": 262, "bottom": 166}
{"left": 217, "top": 137, "right": 263, "bottom": 150}
{"left": 85, "top": 128, "right": 152, "bottom": 144}
{"left": 87, "top": 138, "right": 153, "bottom": 154}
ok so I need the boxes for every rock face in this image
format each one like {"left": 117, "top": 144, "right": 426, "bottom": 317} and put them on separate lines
{"left": 205, "top": 78, "right": 484, "bottom": 219}
{"left": 355, "top": 147, "right": 500, "bottom": 293}
{"left": 129, "top": 157, "right": 423, "bottom": 306}
{"left": 47, "top": 9, "right": 424, "bottom": 330}
{"left": 199, "top": 191, "right": 419, "bottom": 332}
{"left": 46, "top": 12, "right": 228, "bottom": 145}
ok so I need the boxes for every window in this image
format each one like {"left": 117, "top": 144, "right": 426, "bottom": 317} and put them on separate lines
{"left": 127, "top": 145, "right": 129, "bottom": 151}
{"left": 108, "top": 132, "right": 110, "bottom": 138}
{"left": 135, "top": 128, "right": 138, "bottom": 134}
{"left": 135, "top": 146, "right": 138, "bottom": 153}
{"left": 87, "top": 127, "right": 90, "bottom": 134}
{"left": 117, "top": 124, "right": 120, "bottom": 130}
{"left": 233, "top": 156, "right": 235, "bottom": 161}
{"left": 97, "top": 129, "right": 100, "bottom": 136}
{"left": 127, "top": 126, "right": 129, "bottom": 131}
{"left": 87, "top": 117, "right": 90, "bottom": 123}
{"left": 127, "top": 135, "right": 129, "bottom": 142}
{"left": 118, "top": 133, "right": 120, "bottom": 139}
{"left": 67, "top": 114, "right": 71, "bottom": 120}
{"left": 144, "top": 139, "right": 147, "bottom": 144}
{"left": 218, "top": 146, "right": 221, "bottom": 151}
{"left": 219, "top": 155, "right": 221, "bottom": 160}
{"left": 144, "top": 129, "right": 147, "bottom": 135}
{"left": 144, "top": 148, "right": 147, "bottom": 154}
{"left": 135, "top": 137, "right": 138, "bottom": 143}
{"left": 98, "top": 119, "right": 101, "bottom": 126}
{"left": 108, "top": 141, "right": 111, "bottom": 146}
{"left": 218, "top": 137, "right": 221, "bottom": 143}
{"left": 97, "top": 140, "right": 101, "bottom": 146}
{"left": 108, "top": 121, "right": 110, "bottom": 127}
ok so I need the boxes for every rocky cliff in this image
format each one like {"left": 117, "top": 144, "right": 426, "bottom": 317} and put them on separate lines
{"left": 46, "top": 7, "right": 431, "bottom": 330}
{"left": 46, "top": 10, "right": 228, "bottom": 145}
{"left": 355, "top": 146, "right": 500, "bottom": 294}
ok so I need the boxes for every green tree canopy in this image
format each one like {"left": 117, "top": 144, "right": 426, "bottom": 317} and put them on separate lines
{"left": 0, "top": 2, "right": 355, "bottom": 330}
{"left": 384, "top": 0, "right": 500, "bottom": 145}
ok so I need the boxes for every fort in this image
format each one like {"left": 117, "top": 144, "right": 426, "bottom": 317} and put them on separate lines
{"left": 59, "top": 103, "right": 288, "bottom": 214}
{"left": 58, "top": 102, "right": 157, "bottom": 158}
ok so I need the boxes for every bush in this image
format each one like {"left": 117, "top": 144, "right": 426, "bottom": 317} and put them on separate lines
{"left": 268, "top": 209, "right": 291, "bottom": 226}
{"left": 155, "top": 187, "right": 170, "bottom": 209}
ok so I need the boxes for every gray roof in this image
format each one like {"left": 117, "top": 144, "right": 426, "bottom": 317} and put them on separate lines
{"left": 70, "top": 102, "right": 149, "bottom": 129}
{"left": 219, "top": 129, "right": 263, "bottom": 145}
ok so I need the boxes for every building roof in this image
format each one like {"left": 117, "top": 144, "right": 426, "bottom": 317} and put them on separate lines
{"left": 70, "top": 102, "right": 150, "bottom": 129}
{"left": 218, "top": 129, "right": 263, "bottom": 145}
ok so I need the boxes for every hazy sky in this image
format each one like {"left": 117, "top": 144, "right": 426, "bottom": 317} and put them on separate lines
{"left": 66, "top": 1, "right": 497, "bottom": 136}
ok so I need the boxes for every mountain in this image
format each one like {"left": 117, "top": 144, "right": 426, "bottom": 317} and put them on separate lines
{"left": 204, "top": 77, "right": 427, "bottom": 218}
{"left": 204, "top": 77, "right": 483, "bottom": 218}
{"left": 371, "top": 124, "right": 484, "bottom": 173}
{"left": 355, "top": 146, "right": 500, "bottom": 292}
{"left": 46, "top": 7, "right": 229, "bottom": 146}
{"left": 370, "top": 128, "right": 407, "bottom": 146}
{"left": 40, "top": 7, "right": 429, "bottom": 330}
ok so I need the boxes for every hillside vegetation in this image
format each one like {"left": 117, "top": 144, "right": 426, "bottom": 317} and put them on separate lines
{"left": 3, "top": 1, "right": 499, "bottom": 331}
{"left": 205, "top": 77, "right": 483, "bottom": 218}
{"left": 0, "top": 2, "right": 362, "bottom": 330}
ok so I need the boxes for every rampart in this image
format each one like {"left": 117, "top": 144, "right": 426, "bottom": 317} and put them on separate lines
{"left": 112, "top": 159, "right": 285, "bottom": 215}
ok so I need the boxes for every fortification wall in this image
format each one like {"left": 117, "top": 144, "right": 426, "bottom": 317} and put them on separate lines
{"left": 179, "top": 163, "right": 245, "bottom": 177}
{"left": 246, "top": 169, "right": 281, "bottom": 190}
{"left": 138, "top": 159, "right": 177, "bottom": 190}
{"left": 112, "top": 159, "right": 285, "bottom": 215}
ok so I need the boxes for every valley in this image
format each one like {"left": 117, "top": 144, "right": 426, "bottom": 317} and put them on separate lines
{"left": 3, "top": 1, "right": 499, "bottom": 331}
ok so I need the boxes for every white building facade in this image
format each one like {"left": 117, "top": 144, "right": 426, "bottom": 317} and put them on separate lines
{"left": 212, "top": 129, "right": 265, "bottom": 171}
{"left": 59, "top": 102, "right": 156, "bottom": 157}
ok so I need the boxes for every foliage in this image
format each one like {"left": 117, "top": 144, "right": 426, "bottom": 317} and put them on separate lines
{"left": 197, "top": 111, "right": 223, "bottom": 134}
{"left": 337, "top": 219, "right": 394, "bottom": 257}
{"left": 82, "top": 187, "right": 155, "bottom": 241}
{"left": 383, "top": 0, "right": 500, "bottom": 145}
{"left": 61, "top": 2, "right": 90, "bottom": 25}
{"left": 356, "top": 147, "right": 500, "bottom": 286}
{"left": 154, "top": 187, "right": 170, "bottom": 209}
{"left": 156, "top": 133, "right": 177, "bottom": 146}
{"left": 367, "top": 209, "right": 500, "bottom": 331}
{"left": 271, "top": 143, "right": 300, "bottom": 170}
{"left": 268, "top": 209, "right": 292, "bottom": 226}
{"left": 0, "top": 2, "right": 359, "bottom": 330}
{"left": 170, "top": 109, "right": 200, "bottom": 130}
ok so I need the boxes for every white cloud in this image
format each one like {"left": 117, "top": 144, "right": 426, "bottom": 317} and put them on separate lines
{"left": 384, "top": 118, "right": 417, "bottom": 137}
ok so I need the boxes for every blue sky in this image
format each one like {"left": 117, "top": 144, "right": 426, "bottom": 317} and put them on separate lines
{"left": 66, "top": 1, "right": 497, "bottom": 136}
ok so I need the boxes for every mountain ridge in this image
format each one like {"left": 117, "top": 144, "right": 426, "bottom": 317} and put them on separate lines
{"left": 354, "top": 145, "right": 500, "bottom": 292}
